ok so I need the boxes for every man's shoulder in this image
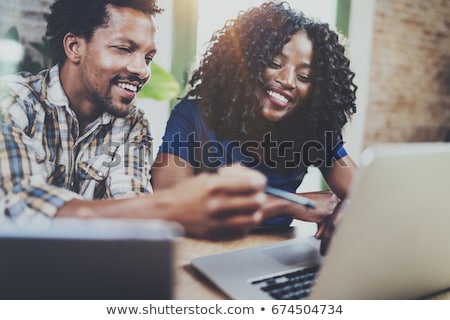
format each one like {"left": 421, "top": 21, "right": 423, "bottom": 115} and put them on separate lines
{"left": 0, "top": 70, "right": 54, "bottom": 124}
{"left": 0, "top": 70, "right": 48, "bottom": 99}
{"left": 0, "top": 71, "right": 34, "bottom": 82}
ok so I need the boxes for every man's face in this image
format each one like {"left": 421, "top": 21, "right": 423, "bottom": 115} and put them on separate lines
{"left": 78, "top": 5, "right": 157, "bottom": 118}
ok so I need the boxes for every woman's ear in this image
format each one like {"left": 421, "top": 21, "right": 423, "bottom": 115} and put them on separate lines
{"left": 63, "top": 32, "right": 83, "bottom": 63}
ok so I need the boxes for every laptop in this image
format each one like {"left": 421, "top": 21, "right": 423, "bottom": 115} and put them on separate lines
{"left": 0, "top": 218, "right": 182, "bottom": 299}
{"left": 191, "top": 143, "right": 450, "bottom": 299}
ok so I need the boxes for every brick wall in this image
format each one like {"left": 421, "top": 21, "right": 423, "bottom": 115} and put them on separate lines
{"left": 363, "top": 0, "right": 450, "bottom": 147}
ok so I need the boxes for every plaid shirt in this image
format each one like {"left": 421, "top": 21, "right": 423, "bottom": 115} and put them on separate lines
{"left": 0, "top": 66, "right": 153, "bottom": 227}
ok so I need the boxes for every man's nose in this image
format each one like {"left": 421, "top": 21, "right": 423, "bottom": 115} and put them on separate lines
{"left": 127, "top": 55, "right": 150, "bottom": 81}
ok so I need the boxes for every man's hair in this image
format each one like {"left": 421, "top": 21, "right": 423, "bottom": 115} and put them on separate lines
{"left": 186, "top": 1, "right": 357, "bottom": 152}
{"left": 45, "top": 0, "right": 163, "bottom": 66}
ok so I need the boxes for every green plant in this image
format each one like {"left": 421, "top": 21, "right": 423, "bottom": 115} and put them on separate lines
{"left": 138, "top": 63, "right": 180, "bottom": 101}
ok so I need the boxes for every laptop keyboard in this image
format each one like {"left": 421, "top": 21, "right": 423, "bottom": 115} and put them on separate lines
{"left": 250, "top": 265, "right": 320, "bottom": 300}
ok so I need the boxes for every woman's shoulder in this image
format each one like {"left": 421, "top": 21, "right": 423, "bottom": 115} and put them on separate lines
{"left": 172, "top": 98, "right": 201, "bottom": 113}
{"left": 166, "top": 98, "right": 210, "bottom": 132}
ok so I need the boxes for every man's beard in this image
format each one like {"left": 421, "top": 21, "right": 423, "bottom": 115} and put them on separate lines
{"left": 93, "top": 92, "right": 132, "bottom": 118}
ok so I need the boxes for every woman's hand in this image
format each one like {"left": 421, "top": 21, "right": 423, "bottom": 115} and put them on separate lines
{"left": 259, "top": 190, "right": 339, "bottom": 224}
{"left": 315, "top": 198, "right": 349, "bottom": 255}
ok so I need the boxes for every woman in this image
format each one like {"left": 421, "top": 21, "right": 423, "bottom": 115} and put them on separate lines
{"left": 152, "top": 1, "right": 358, "bottom": 229}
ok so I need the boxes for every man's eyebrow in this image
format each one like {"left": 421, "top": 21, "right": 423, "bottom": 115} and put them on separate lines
{"left": 111, "top": 37, "right": 157, "bottom": 54}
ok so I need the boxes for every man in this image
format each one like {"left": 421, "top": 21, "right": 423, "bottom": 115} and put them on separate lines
{"left": 0, "top": 0, "right": 266, "bottom": 240}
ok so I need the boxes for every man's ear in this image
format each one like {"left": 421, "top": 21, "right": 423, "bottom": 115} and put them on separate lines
{"left": 63, "top": 33, "right": 83, "bottom": 63}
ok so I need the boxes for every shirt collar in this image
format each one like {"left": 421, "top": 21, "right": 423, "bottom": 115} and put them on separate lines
{"left": 46, "top": 65, "right": 69, "bottom": 109}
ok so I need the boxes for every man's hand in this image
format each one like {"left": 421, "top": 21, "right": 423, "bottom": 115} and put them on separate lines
{"left": 154, "top": 164, "right": 267, "bottom": 240}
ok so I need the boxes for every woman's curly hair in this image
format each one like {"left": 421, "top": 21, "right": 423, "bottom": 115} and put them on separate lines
{"left": 45, "top": 0, "right": 163, "bottom": 66}
{"left": 186, "top": 1, "right": 357, "bottom": 156}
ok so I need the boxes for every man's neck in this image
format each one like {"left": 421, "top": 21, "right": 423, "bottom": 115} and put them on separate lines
{"left": 59, "top": 63, "right": 101, "bottom": 132}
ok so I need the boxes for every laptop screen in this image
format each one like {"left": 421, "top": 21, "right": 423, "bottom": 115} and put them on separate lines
{"left": 0, "top": 218, "right": 182, "bottom": 299}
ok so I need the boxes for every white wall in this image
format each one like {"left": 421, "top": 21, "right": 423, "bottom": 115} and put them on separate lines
{"left": 343, "top": 0, "right": 376, "bottom": 163}
{"left": 197, "top": 0, "right": 337, "bottom": 63}
{"left": 140, "top": 0, "right": 376, "bottom": 179}
{"left": 137, "top": 0, "right": 173, "bottom": 159}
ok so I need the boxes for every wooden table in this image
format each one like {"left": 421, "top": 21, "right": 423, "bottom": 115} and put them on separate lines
{"left": 174, "top": 226, "right": 297, "bottom": 300}
{"left": 173, "top": 222, "right": 450, "bottom": 300}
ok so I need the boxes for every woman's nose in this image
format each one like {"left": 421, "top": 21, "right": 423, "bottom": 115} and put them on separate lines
{"left": 276, "top": 68, "right": 295, "bottom": 89}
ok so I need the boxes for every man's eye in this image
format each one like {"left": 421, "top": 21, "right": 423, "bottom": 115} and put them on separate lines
{"left": 117, "top": 46, "right": 131, "bottom": 53}
{"left": 145, "top": 57, "right": 153, "bottom": 65}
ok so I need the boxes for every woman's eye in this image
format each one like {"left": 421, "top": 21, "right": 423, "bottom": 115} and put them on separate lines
{"left": 269, "top": 61, "right": 282, "bottom": 68}
{"left": 297, "top": 74, "right": 311, "bottom": 82}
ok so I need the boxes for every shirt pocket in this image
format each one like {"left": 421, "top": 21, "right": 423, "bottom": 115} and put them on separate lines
{"left": 34, "top": 151, "right": 65, "bottom": 187}
{"left": 76, "top": 155, "right": 113, "bottom": 197}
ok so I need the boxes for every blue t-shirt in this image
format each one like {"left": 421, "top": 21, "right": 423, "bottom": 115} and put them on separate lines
{"left": 158, "top": 99, "right": 348, "bottom": 226}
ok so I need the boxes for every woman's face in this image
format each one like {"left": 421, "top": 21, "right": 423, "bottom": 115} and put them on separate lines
{"left": 260, "top": 30, "right": 314, "bottom": 122}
